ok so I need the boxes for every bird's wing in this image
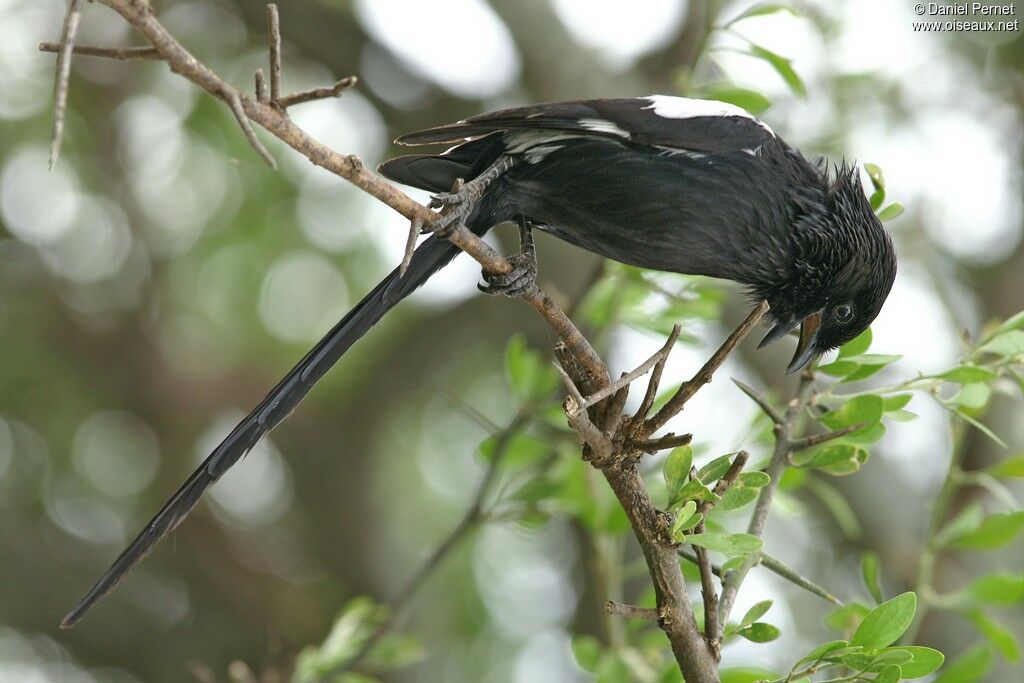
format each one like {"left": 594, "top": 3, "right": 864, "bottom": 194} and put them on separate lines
{"left": 395, "top": 96, "right": 776, "bottom": 155}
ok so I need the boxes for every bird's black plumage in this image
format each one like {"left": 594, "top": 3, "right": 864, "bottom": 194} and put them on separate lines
{"left": 63, "top": 95, "right": 895, "bottom": 628}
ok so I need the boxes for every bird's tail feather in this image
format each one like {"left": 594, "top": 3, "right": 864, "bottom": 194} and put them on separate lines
{"left": 61, "top": 232, "right": 465, "bottom": 629}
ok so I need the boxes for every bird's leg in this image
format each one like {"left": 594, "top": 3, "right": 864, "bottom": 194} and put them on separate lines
{"left": 428, "top": 155, "right": 515, "bottom": 237}
{"left": 479, "top": 218, "right": 539, "bottom": 298}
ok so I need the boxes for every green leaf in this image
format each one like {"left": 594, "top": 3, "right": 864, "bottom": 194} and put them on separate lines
{"left": 748, "top": 44, "right": 806, "bottom": 97}
{"left": 818, "top": 359, "right": 860, "bottom": 377}
{"left": 673, "top": 511, "right": 703, "bottom": 535}
{"left": 688, "top": 532, "right": 763, "bottom": 556}
{"left": 736, "top": 622, "right": 780, "bottom": 643}
{"left": 978, "top": 330, "right": 1024, "bottom": 358}
{"left": 718, "top": 471, "right": 771, "bottom": 510}
{"left": 862, "top": 552, "right": 884, "bottom": 604}
{"left": 798, "top": 640, "right": 849, "bottom": 665}
{"left": 937, "top": 365, "right": 998, "bottom": 384}
{"left": 934, "top": 502, "right": 985, "bottom": 547}
{"left": 839, "top": 328, "right": 873, "bottom": 357}
{"left": 719, "top": 669, "right": 781, "bottom": 683}
{"left": 671, "top": 501, "right": 698, "bottom": 540}
{"left": 803, "top": 443, "right": 869, "bottom": 476}
{"left": 884, "top": 393, "right": 913, "bottom": 411}
{"left": 850, "top": 592, "right": 917, "bottom": 649}
{"left": 994, "top": 310, "right": 1024, "bottom": 334}
{"left": 670, "top": 479, "right": 718, "bottom": 508}
{"left": 951, "top": 511, "right": 1024, "bottom": 550}
{"left": 699, "top": 85, "right": 771, "bottom": 114}
{"left": 504, "top": 335, "right": 557, "bottom": 400}
{"left": 985, "top": 455, "right": 1024, "bottom": 479}
{"left": 877, "top": 203, "right": 904, "bottom": 221}
{"left": 898, "top": 646, "right": 945, "bottom": 678}
{"left": 874, "top": 665, "right": 902, "bottom": 683}
{"left": 726, "top": 2, "right": 799, "bottom": 25}
{"left": 934, "top": 644, "right": 991, "bottom": 683}
{"left": 820, "top": 395, "right": 884, "bottom": 431}
{"left": 964, "top": 573, "right": 1024, "bottom": 606}
{"left": 741, "top": 600, "right": 773, "bottom": 626}
{"left": 572, "top": 635, "right": 602, "bottom": 672}
{"left": 864, "top": 162, "right": 885, "bottom": 190}
{"left": 807, "top": 478, "right": 863, "bottom": 539}
{"left": 664, "top": 445, "right": 693, "bottom": 501}
{"left": 967, "top": 610, "right": 1021, "bottom": 663}
{"left": 953, "top": 383, "right": 991, "bottom": 411}
{"left": 697, "top": 454, "right": 734, "bottom": 483}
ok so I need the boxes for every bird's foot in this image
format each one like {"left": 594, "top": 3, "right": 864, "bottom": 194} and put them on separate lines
{"left": 478, "top": 245, "right": 538, "bottom": 298}
{"left": 428, "top": 156, "right": 514, "bottom": 238}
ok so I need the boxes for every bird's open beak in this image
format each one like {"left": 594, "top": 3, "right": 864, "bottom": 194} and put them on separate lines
{"left": 784, "top": 310, "right": 822, "bottom": 374}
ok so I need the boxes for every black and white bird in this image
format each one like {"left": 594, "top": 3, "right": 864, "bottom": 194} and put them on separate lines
{"left": 62, "top": 95, "right": 896, "bottom": 628}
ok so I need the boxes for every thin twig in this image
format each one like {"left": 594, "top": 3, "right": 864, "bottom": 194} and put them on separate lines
{"left": 691, "top": 521, "right": 720, "bottom": 657}
{"left": 49, "top": 0, "right": 82, "bottom": 169}
{"left": 636, "top": 329, "right": 675, "bottom": 420}
{"left": 583, "top": 324, "right": 681, "bottom": 408}
{"left": 337, "top": 412, "right": 531, "bottom": 675}
{"left": 628, "top": 432, "right": 693, "bottom": 453}
{"left": 278, "top": 76, "right": 358, "bottom": 108}
{"left": 96, "top": 0, "right": 607, "bottom": 384}
{"left": 555, "top": 363, "right": 612, "bottom": 461}
{"left": 647, "top": 301, "right": 769, "bottom": 431}
{"left": 39, "top": 42, "right": 160, "bottom": 60}
{"left": 716, "top": 370, "right": 817, "bottom": 635}
{"left": 399, "top": 218, "right": 422, "bottom": 277}
{"left": 266, "top": 4, "right": 282, "bottom": 105}
{"left": 605, "top": 601, "right": 659, "bottom": 620}
{"left": 759, "top": 552, "right": 843, "bottom": 606}
{"left": 255, "top": 69, "right": 268, "bottom": 104}
{"left": 791, "top": 423, "right": 866, "bottom": 451}
{"left": 677, "top": 549, "right": 842, "bottom": 605}
{"left": 691, "top": 451, "right": 747, "bottom": 658}
{"left": 732, "top": 378, "right": 784, "bottom": 425}
{"left": 226, "top": 91, "right": 276, "bottom": 168}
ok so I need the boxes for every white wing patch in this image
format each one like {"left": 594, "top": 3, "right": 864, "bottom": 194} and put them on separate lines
{"left": 578, "top": 118, "right": 630, "bottom": 138}
{"left": 642, "top": 95, "right": 776, "bottom": 136}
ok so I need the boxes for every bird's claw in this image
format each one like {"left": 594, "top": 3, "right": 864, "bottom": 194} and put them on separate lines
{"left": 478, "top": 247, "right": 538, "bottom": 298}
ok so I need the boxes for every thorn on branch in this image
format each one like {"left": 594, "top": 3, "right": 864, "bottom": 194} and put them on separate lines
{"left": 628, "top": 432, "right": 693, "bottom": 454}
{"left": 647, "top": 300, "right": 770, "bottom": 432}
{"left": 399, "top": 217, "right": 423, "bottom": 278}
{"left": 583, "top": 323, "right": 681, "bottom": 409}
{"left": 731, "top": 378, "right": 784, "bottom": 425}
{"left": 278, "top": 76, "right": 358, "bottom": 108}
{"left": 790, "top": 422, "right": 867, "bottom": 451}
{"left": 226, "top": 91, "right": 276, "bottom": 168}
{"left": 39, "top": 42, "right": 161, "bottom": 60}
{"left": 636, "top": 324, "right": 680, "bottom": 420}
{"left": 49, "top": 0, "right": 83, "bottom": 169}
{"left": 605, "top": 601, "right": 659, "bottom": 620}
{"left": 266, "top": 3, "right": 283, "bottom": 106}
{"left": 255, "top": 69, "right": 268, "bottom": 104}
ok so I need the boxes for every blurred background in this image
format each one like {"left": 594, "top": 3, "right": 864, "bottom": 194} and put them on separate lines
{"left": 1, "top": 0, "right": 1022, "bottom": 681}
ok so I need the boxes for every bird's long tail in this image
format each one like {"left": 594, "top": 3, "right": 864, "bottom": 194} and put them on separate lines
{"left": 61, "top": 232, "right": 466, "bottom": 629}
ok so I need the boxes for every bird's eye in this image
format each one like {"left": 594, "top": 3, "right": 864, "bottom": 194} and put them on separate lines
{"left": 833, "top": 303, "right": 854, "bottom": 324}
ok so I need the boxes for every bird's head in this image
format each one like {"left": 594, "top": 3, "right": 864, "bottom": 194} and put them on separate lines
{"left": 758, "top": 161, "right": 897, "bottom": 374}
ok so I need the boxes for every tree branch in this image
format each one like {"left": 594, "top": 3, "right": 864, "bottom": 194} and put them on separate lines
{"left": 646, "top": 301, "right": 770, "bottom": 431}
{"left": 93, "top": 0, "right": 607, "bottom": 383}
{"left": 39, "top": 42, "right": 160, "bottom": 60}
{"left": 49, "top": 0, "right": 82, "bottom": 169}
{"left": 716, "top": 370, "right": 817, "bottom": 635}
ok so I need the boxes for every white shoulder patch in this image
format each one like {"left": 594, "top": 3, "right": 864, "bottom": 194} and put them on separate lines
{"left": 642, "top": 95, "right": 775, "bottom": 136}
{"left": 578, "top": 118, "right": 630, "bottom": 138}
